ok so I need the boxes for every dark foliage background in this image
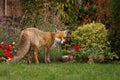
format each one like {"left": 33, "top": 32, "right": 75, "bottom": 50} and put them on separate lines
{"left": 109, "top": 0, "right": 120, "bottom": 56}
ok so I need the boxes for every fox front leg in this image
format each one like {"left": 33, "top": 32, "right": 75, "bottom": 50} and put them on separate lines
{"left": 45, "top": 47, "right": 51, "bottom": 64}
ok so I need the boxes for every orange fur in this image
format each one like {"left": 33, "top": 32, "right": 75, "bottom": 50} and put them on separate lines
{"left": 9, "top": 28, "right": 68, "bottom": 64}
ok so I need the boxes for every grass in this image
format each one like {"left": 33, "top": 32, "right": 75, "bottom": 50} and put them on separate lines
{"left": 0, "top": 62, "right": 120, "bottom": 80}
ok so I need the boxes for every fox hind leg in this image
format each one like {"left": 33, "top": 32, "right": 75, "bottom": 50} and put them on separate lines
{"left": 33, "top": 47, "right": 39, "bottom": 64}
{"left": 27, "top": 53, "right": 31, "bottom": 64}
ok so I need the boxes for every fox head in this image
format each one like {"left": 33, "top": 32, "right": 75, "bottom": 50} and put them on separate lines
{"left": 54, "top": 29, "right": 69, "bottom": 44}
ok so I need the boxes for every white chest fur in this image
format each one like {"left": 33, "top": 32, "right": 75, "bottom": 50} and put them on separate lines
{"left": 50, "top": 38, "right": 60, "bottom": 49}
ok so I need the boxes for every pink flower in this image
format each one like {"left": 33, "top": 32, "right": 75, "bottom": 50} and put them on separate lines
{"left": 69, "top": 50, "right": 74, "bottom": 54}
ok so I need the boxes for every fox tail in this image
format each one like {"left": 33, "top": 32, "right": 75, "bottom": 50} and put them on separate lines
{"left": 9, "top": 32, "right": 30, "bottom": 63}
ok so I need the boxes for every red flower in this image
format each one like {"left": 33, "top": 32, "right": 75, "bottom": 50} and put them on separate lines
{"left": 74, "top": 45, "right": 81, "bottom": 54}
{"left": 74, "top": 45, "right": 81, "bottom": 50}
{"left": 3, "top": 49, "right": 12, "bottom": 59}
{"left": 6, "top": 44, "right": 13, "bottom": 50}
{"left": 0, "top": 44, "right": 4, "bottom": 49}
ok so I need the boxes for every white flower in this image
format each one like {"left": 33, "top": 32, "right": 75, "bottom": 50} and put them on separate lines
{"left": 12, "top": 42, "right": 15, "bottom": 45}
{"left": 1, "top": 42, "right": 4, "bottom": 44}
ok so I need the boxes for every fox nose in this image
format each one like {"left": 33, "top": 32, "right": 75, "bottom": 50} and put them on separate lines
{"left": 61, "top": 40, "right": 66, "bottom": 44}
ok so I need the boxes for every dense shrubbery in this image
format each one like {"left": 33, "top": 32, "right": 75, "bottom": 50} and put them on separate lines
{"left": 71, "top": 22, "right": 118, "bottom": 62}
{"left": 0, "top": 0, "right": 119, "bottom": 63}
{"left": 21, "top": 0, "right": 78, "bottom": 30}
{"left": 109, "top": 0, "right": 120, "bottom": 56}
{"left": 0, "top": 23, "right": 20, "bottom": 48}
{"left": 21, "top": 0, "right": 110, "bottom": 30}
{"left": 72, "top": 22, "right": 108, "bottom": 49}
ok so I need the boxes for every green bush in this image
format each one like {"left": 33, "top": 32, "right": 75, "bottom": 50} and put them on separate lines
{"left": 72, "top": 22, "right": 118, "bottom": 62}
{"left": 72, "top": 22, "right": 108, "bottom": 49}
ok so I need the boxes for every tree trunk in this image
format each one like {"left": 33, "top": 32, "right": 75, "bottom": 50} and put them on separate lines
{"left": 4, "top": 0, "right": 22, "bottom": 18}
{"left": 11, "top": 0, "right": 22, "bottom": 18}
{"left": 0, "top": 0, "right": 5, "bottom": 17}
{"left": 5, "top": 0, "right": 12, "bottom": 17}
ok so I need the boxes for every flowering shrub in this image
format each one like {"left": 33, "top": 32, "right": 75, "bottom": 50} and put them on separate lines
{"left": 62, "top": 43, "right": 118, "bottom": 63}
{"left": 61, "top": 45, "right": 82, "bottom": 62}
{"left": 72, "top": 22, "right": 118, "bottom": 62}
{"left": 0, "top": 43, "right": 13, "bottom": 60}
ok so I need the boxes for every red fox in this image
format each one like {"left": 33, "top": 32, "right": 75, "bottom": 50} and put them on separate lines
{"left": 8, "top": 28, "right": 68, "bottom": 64}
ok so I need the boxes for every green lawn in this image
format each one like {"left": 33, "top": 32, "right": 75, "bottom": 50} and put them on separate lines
{"left": 0, "top": 62, "right": 120, "bottom": 80}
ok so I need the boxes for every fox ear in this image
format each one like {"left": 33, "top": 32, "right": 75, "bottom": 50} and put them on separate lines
{"left": 64, "top": 30, "right": 69, "bottom": 34}
{"left": 54, "top": 28, "right": 59, "bottom": 33}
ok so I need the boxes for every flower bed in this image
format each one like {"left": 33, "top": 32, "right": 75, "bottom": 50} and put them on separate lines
{"left": 0, "top": 43, "right": 13, "bottom": 61}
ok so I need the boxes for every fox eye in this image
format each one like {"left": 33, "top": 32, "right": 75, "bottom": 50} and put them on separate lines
{"left": 58, "top": 37, "right": 61, "bottom": 39}
{"left": 64, "top": 37, "right": 66, "bottom": 39}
